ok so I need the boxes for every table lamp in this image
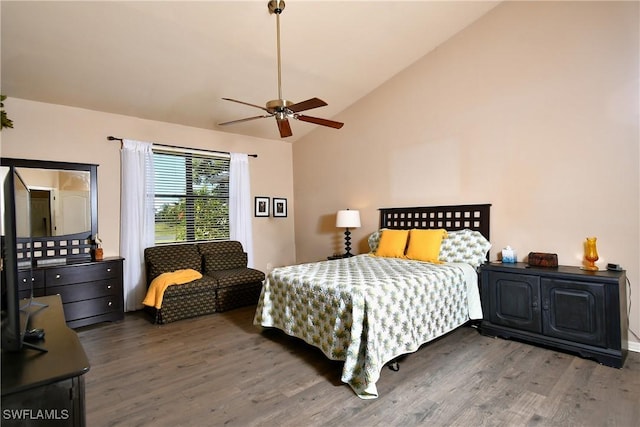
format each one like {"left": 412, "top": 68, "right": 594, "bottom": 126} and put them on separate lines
{"left": 336, "top": 209, "right": 361, "bottom": 257}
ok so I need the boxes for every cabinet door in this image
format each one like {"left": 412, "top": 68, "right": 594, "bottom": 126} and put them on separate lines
{"left": 541, "top": 278, "right": 606, "bottom": 348}
{"left": 489, "top": 271, "right": 541, "bottom": 333}
{"left": 1, "top": 377, "right": 82, "bottom": 427}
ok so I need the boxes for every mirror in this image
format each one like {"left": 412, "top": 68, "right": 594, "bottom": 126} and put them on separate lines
{"left": 0, "top": 158, "right": 98, "bottom": 264}
{"left": 15, "top": 168, "right": 91, "bottom": 236}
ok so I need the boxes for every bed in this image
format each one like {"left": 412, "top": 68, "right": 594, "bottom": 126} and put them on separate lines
{"left": 254, "top": 204, "right": 491, "bottom": 399}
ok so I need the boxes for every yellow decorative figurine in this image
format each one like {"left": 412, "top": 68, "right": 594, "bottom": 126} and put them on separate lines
{"left": 584, "top": 237, "right": 599, "bottom": 271}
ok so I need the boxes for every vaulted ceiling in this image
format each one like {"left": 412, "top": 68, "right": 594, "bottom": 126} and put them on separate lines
{"left": 1, "top": 1, "right": 499, "bottom": 142}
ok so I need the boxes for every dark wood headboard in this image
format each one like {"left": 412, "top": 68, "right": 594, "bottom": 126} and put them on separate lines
{"left": 379, "top": 204, "right": 491, "bottom": 241}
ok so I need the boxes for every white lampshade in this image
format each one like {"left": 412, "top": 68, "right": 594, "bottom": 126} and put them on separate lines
{"left": 336, "top": 209, "right": 361, "bottom": 228}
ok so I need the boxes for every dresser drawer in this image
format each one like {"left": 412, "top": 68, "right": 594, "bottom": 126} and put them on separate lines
{"left": 46, "top": 261, "right": 120, "bottom": 286}
{"left": 47, "top": 279, "right": 121, "bottom": 304}
{"left": 17, "top": 269, "right": 45, "bottom": 291}
{"left": 63, "top": 295, "right": 122, "bottom": 322}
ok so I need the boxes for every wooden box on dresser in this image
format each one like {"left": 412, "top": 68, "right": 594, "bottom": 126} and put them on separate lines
{"left": 18, "top": 257, "right": 124, "bottom": 328}
{"left": 480, "top": 262, "right": 628, "bottom": 368}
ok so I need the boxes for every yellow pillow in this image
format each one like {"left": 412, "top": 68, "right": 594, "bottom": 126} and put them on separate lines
{"left": 374, "top": 229, "right": 409, "bottom": 258}
{"left": 405, "top": 229, "right": 448, "bottom": 263}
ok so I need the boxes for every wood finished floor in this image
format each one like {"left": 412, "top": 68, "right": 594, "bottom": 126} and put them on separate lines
{"left": 77, "top": 306, "right": 640, "bottom": 427}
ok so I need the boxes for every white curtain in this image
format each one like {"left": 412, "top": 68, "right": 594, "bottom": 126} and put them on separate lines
{"left": 120, "top": 139, "right": 155, "bottom": 311}
{"left": 229, "top": 153, "right": 254, "bottom": 267}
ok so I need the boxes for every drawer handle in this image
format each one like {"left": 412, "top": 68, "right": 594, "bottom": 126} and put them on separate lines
{"left": 56, "top": 274, "right": 61, "bottom": 279}
{"left": 107, "top": 285, "right": 112, "bottom": 289}
{"left": 22, "top": 278, "right": 27, "bottom": 283}
{"left": 108, "top": 301, "right": 112, "bottom": 307}
{"left": 31, "top": 277, "right": 35, "bottom": 282}
{"left": 106, "top": 268, "right": 112, "bottom": 272}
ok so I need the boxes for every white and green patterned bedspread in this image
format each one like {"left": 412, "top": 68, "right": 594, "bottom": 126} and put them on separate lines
{"left": 253, "top": 254, "right": 482, "bottom": 399}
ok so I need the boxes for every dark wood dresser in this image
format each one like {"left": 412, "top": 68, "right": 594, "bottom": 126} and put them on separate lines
{"left": 1, "top": 295, "right": 90, "bottom": 426}
{"left": 480, "top": 262, "right": 628, "bottom": 368}
{"left": 18, "top": 257, "right": 124, "bottom": 328}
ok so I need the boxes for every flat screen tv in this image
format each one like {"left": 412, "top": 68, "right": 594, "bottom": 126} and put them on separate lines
{"left": 1, "top": 166, "right": 46, "bottom": 352}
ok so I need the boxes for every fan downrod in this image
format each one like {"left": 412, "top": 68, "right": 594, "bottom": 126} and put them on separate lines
{"left": 268, "top": 0, "right": 285, "bottom": 15}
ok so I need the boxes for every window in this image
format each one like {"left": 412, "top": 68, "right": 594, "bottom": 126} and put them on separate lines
{"left": 151, "top": 148, "right": 230, "bottom": 244}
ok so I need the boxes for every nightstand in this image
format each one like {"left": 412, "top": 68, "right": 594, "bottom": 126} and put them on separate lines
{"left": 480, "top": 262, "right": 627, "bottom": 368}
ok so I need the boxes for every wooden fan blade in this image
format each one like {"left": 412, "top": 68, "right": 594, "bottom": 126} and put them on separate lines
{"left": 277, "top": 117, "right": 293, "bottom": 138}
{"left": 295, "top": 114, "right": 344, "bottom": 129}
{"left": 288, "top": 97, "right": 328, "bottom": 113}
{"left": 218, "top": 114, "right": 272, "bottom": 126}
{"left": 222, "top": 97, "right": 270, "bottom": 113}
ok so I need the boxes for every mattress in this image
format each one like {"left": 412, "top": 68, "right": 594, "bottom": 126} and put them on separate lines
{"left": 254, "top": 254, "right": 482, "bottom": 398}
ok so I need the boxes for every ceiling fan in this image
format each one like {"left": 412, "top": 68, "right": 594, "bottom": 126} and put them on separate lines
{"left": 218, "top": 0, "right": 344, "bottom": 138}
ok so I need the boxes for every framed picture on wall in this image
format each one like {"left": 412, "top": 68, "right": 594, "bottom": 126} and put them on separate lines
{"left": 255, "top": 196, "right": 270, "bottom": 217}
{"left": 273, "top": 198, "right": 287, "bottom": 218}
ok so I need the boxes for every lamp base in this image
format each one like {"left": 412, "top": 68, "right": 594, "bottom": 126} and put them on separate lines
{"left": 344, "top": 228, "right": 352, "bottom": 257}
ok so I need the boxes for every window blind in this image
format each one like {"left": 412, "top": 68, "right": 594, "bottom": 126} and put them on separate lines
{"left": 152, "top": 149, "right": 230, "bottom": 243}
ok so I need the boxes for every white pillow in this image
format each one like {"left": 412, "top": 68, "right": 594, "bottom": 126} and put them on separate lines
{"left": 439, "top": 229, "right": 491, "bottom": 267}
{"left": 368, "top": 229, "right": 386, "bottom": 253}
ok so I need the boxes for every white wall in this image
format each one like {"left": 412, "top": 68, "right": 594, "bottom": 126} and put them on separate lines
{"left": 293, "top": 1, "right": 640, "bottom": 347}
{"left": 0, "top": 98, "right": 297, "bottom": 278}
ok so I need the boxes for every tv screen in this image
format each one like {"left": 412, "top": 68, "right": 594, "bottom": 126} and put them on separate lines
{"left": 1, "top": 166, "right": 37, "bottom": 352}
{"left": 2, "top": 166, "right": 23, "bottom": 351}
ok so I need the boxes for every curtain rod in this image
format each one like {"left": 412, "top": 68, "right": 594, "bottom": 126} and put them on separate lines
{"left": 107, "top": 136, "right": 257, "bottom": 158}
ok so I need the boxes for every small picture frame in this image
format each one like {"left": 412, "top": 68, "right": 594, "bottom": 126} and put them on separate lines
{"left": 254, "top": 196, "right": 270, "bottom": 217}
{"left": 273, "top": 198, "right": 287, "bottom": 218}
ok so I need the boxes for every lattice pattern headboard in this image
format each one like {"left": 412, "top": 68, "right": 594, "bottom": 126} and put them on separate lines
{"left": 379, "top": 204, "right": 491, "bottom": 241}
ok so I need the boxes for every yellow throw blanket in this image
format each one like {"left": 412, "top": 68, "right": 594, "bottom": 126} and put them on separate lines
{"left": 142, "top": 269, "right": 203, "bottom": 309}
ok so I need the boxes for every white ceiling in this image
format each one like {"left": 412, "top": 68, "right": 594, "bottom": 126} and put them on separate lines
{"left": 1, "top": 1, "right": 499, "bottom": 142}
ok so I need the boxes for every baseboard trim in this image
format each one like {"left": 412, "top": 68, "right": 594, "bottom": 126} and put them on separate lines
{"left": 628, "top": 341, "right": 640, "bottom": 353}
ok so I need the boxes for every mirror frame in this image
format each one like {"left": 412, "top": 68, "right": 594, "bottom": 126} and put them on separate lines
{"left": 0, "top": 158, "right": 98, "bottom": 265}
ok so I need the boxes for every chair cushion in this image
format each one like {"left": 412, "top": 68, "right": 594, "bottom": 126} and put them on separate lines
{"left": 203, "top": 252, "right": 247, "bottom": 272}
{"left": 145, "top": 244, "right": 202, "bottom": 282}
{"left": 196, "top": 241, "right": 244, "bottom": 255}
{"left": 162, "top": 276, "right": 217, "bottom": 298}
{"left": 208, "top": 267, "right": 265, "bottom": 288}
